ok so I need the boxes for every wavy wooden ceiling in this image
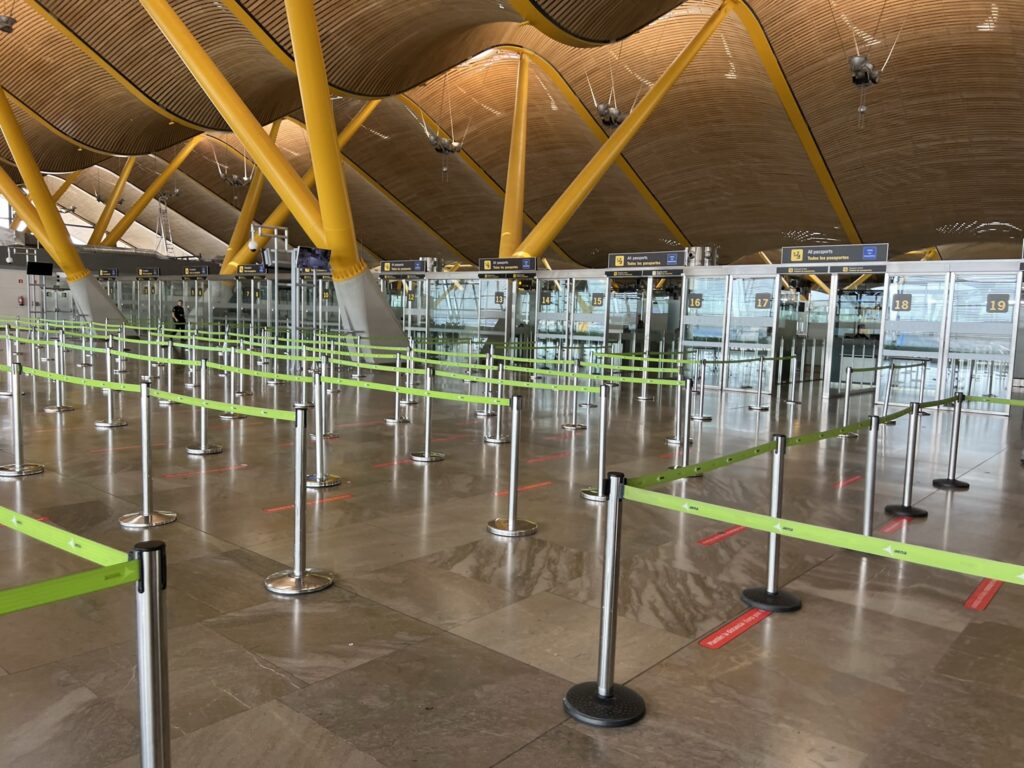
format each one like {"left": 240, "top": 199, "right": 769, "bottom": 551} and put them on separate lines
{"left": 1, "top": 0, "right": 1021, "bottom": 267}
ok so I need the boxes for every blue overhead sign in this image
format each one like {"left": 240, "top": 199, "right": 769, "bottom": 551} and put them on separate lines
{"left": 781, "top": 244, "right": 889, "bottom": 265}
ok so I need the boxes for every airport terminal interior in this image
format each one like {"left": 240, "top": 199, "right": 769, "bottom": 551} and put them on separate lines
{"left": 1, "top": 1, "right": 1023, "bottom": 766}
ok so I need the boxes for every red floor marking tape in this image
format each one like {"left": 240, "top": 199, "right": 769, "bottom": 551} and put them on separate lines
{"left": 965, "top": 579, "right": 1003, "bottom": 611}
{"left": 495, "top": 481, "right": 553, "bottom": 497}
{"left": 160, "top": 464, "right": 249, "bottom": 480}
{"left": 263, "top": 493, "right": 353, "bottom": 514}
{"left": 373, "top": 458, "right": 414, "bottom": 469}
{"left": 34, "top": 516, "right": 51, "bottom": 523}
{"left": 700, "top": 609, "right": 771, "bottom": 650}
{"left": 834, "top": 475, "right": 862, "bottom": 489}
{"left": 527, "top": 451, "right": 571, "bottom": 464}
{"left": 698, "top": 525, "right": 747, "bottom": 546}
{"left": 879, "top": 518, "right": 913, "bottom": 534}
{"left": 656, "top": 451, "right": 676, "bottom": 459}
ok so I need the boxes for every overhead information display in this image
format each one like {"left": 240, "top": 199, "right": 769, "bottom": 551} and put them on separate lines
{"left": 136, "top": 267, "right": 160, "bottom": 278}
{"left": 98, "top": 268, "right": 119, "bottom": 278}
{"left": 183, "top": 265, "right": 209, "bottom": 277}
{"left": 381, "top": 259, "right": 428, "bottom": 274}
{"left": 480, "top": 257, "right": 537, "bottom": 273}
{"left": 608, "top": 251, "right": 685, "bottom": 269}
{"left": 781, "top": 243, "right": 889, "bottom": 265}
{"left": 237, "top": 263, "right": 267, "bottom": 276}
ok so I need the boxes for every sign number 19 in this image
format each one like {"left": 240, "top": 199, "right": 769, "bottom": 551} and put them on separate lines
{"left": 986, "top": 294, "right": 1010, "bottom": 313}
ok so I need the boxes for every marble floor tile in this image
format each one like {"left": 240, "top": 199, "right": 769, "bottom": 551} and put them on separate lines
{"left": 933, "top": 621, "right": 1024, "bottom": 697}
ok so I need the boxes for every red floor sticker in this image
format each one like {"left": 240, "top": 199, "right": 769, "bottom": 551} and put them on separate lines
{"left": 700, "top": 609, "right": 771, "bottom": 650}
{"left": 834, "top": 475, "right": 862, "bottom": 489}
{"left": 263, "top": 493, "right": 353, "bottom": 514}
{"left": 495, "top": 481, "right": 553, "bottom": 497}
{"left": 161, "top": 464, "right": 249, "bottom": 480}
{"left": 698, "top": 525, "right": 747, "bottom": 546}
{"left": 879, "top": 518, "right": 914, "bottom": 534}
{"left": 965, "top": 579, "right": 1003, "bottom": 611}
{"left": 527, "top": 451, "right": 571, "bottom": 464}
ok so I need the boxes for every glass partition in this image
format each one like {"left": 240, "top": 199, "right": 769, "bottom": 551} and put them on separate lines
{"left": 878, "top": 273, "right": 948, "bottom": 406}
{"left": 725, "top": 275, "right": 778, "bottom": 390}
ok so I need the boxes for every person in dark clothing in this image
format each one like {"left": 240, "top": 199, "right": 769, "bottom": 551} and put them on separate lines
{"left": 171, "top": 300, "right": 186, "bottom": 330}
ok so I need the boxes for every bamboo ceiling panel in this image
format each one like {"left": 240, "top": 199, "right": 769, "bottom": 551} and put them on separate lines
{"left": 0, "top": 100, "right": 108, "bottom": 174}
{"left": 528, "top": 0, "right": 684, "bottom": 43}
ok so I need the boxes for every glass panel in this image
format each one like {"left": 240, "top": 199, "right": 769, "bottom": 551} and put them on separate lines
{"left": 680, "top": 276, "right": 726, "bottom": 386}
{"left": 879, "top": 274, "right": 947, "bottom": 405}
{"left": 726, "top": 276, "right": 776, "bottom": 390}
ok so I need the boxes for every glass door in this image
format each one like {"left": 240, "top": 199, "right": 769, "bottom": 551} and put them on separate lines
{"left": 725, "top": 275, "right": 778, "bottom": 390}
{"left": 878, "top": 273, "right": 949, "bottom": 406}
{"left": 679, "top": 275, "right": 726, "bottom": 387}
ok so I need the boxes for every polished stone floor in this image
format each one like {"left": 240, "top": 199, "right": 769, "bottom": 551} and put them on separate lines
{"left": 0, "top": 355, "right": 1022, "bottom": 767}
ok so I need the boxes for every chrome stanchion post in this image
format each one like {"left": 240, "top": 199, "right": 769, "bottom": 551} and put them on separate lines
{"left": 96, "top": 339, "right": 127, "bottom": 429}
{"left": 861, "top": 415, "right": 880, "bottom": 536}
{"left": 933, "top": 392, "right": 969, "bottom": 491}
{"left": 411, "top": 368, "right": 444, "bottom": 463}
{"left": 476, "top": 346, "right": 495, "bottom": 418}
{"left": 385, "top": 352, "right": 409, "bottom": 426}
{"left": 561, "top": 361, "right": 586, "bottom": 430}
{"left": 680, "top": 378, "right": 693, "bottom": 468}
{"left": 319, "top": 354, "right": 337, "bottom": 438}
{"left": 306, "top": 369, "right": 341, "bottom": 487}
{"left": 741, "top": 434, "right": 801, "bottom": 612}
{"left": 666, "top": 370, "right": 685, "bottom": 445}
{"left": 401, "top": 344, "right": 418, "bottom": 406}
{"left": 120, "top": 380, "right": 177, "bottom": 529}
{"left": 219, "top": 349, "right": 244, "bottom": 421}
{"left": 265, "top": 405, "right": 335, "bottom": 595}
{"left": 564, "top": 472, "right": 645, "bottom": 727}
{"left": 0, "top": 363, "right": 44, "bottom": 477}
{"left": 44, "top": 332, "right": 74, "bottom": 413}
{"left": 186, "top": 359, "right": 222, "bottom": 456}
{"left": 235, "top": 346, "right": 252, "bottom": 397}
{"left": 0, "top": 334, "right": 13, "bottom": 397}
{"left": 785, "top": 339, "right": 801, "bottom": 405}
{"left": 488, "top": 395, "right": 536, "bottom": 536}
{"left": 884, "top": 402, "right": 928, "bottom": 518}
{"left": 694, "top": 359, "right": 711, "bottom": 422}
{"left": 350, "top": 336, "right": 365, "bottom": 379}
{"left": 484, "top": 363, "right": 510, "bottom": 444}
{"left": 581, "top": 384, "right": 610, "bottom": 502}
{"left": 748, "top": 354, "right": 769, "bottom": 412}
{"left": 131, "top": 540, "right": 171, "bottom": 768}
{"left": 839, "top": 366, "right": 858, "bottom": 438}
{"left": 882, "top": 361, "right": 895, "bottom": 425}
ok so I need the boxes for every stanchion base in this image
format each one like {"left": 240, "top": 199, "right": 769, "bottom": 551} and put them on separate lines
{"left": 235, "top": 390, "right": 253, "bottom": 398}
{"left": 578, "top": 402, "right": 598, "bottom": 408}
{"left": 665, "top": 436, "right": 694, "bottom": 446}
{"left": 266, "top": 379, "right": 282, "bottom": 387}
{"left": 785, "top": 399, "right": 802, "bottom": 405}
{"left": 487, "top": 518, "right": 538, "bottom": 537}
{"left": 475, "top": 410, "right": 495, "bottom": 419}
{"left": 747, "top": 405, "right": 770, "bottom": 412}
{"left": 692, "top": 415, "right": 712, "bottom": 423}
{"left": 119, "top": 510, "right": 177, "bottom": 529}
{"left": 43, "top": 405, "right": 74, "bottom": 413}
{"left": 264, "top": 568, "right": 335, "bottom": 596}
{"left": 411, "top": 451, "right": 445, "bottom": 463}
{"left": 306, "top": 473, "right": 342, "bottom": 489}
{"left": 187, "top": 443, "right": 223, "bottom": 456}
{"left": 385, "top": 417, "right": 409, "bottom": 426}
{"left": 0, "top": 463, "right": 44, "bottom": 477}
{"left": 580, "top": 487, "right": 608, "bottom": 502}
{"left": 884, "top": 504, "right": 928, "bottom": 519}
{"left": 95, "top": 419, "right": 128, "bottom": 429}
{"left": 740, "top": 587, "right": 801, "bottom": 613}
{"left": 563, "top": 682, "right": 646, "bottom": 728}
{"left": 932, "top": 478, "right": 970, "bottom": 491}
{"left": 920, "top": 410, "right": 932, "bottom": 417}
{"left": 636, "top": 395, "right": 654, "bottom": 402}
{"left": 839, "top": 432, "right": 860, "bottom": 440}
{"left": 561, "top": 423, "right": 586, "bottom": 431}
{"left": 400, "top": 399, "right": 419, "bottom": 407}
{"left": 484, "top": 434, "right": 510, "bottom": 445}
{"left": 219, "top": 413, "right": 245, "bottom": 421}
{"left": 158, "top": 399, "right": 172, "bottom": 407}
{"left": 351, "top": 373, "right": 366, "bottom": 380}
{"left": 183, "top": 382, "right": 198, "bottom": 390}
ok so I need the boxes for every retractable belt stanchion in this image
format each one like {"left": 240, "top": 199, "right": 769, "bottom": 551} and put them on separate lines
{"left": 881, "top": 362, "right": 895, "bottom": 424}
{"left": 485, "top": 363, "right": 510, "bottom": 444}
{"left": 581, "top": 384, "right": 610, "bottom": 502}
{"left": 306, "top": 369, "right": 341, "bottom": 488}
{"left": 158, "top": 344, "right": 174, "bottom": 407}
{"left": 884, "top": 402, "right": 928, "bottom": 518}
{"left": 740, "top": 434, "right": 801, "bottom": 612}
{"left": 235, "top": 346, "right": 252, "bottom": 397}
{"left": 401, "top": 344, "right": 418, "bottom": 407}
{"left": 44, "top": 332, "right": 73, "bottom": 413}
{"left": 131, "top": 540, "right": 171, "bottom": 768}
{"left": 748, "top": 354, "right": 770, "bottom": 412}
{"left": 668, "top": 379, "right": 695, "bottom": 470}
{"left": 862, "top": 415, "right": 880, "bottom": 536}
{"left": 917, "top": 364, "right": 930, "bottom": 416}
{"left": 0, "top": 362, "right": 44, "bottom": 477}
{"left": 412, "top": 368, "right": 444, "bottom": 463}
{"left": 694, "top": 359, "right": 712, "bottom": 422}
{"left": 183, "top": 337, "right": 197, "bottom": 390}
{"left": 839, "top": 366, "right": 858, "bottom": 438}
{"left": 933, "top": 392, "right": 969, "bottom": 491}
{"left": 564, "top": 472, "right": 645, "bottom": 727}
{"left": 488, "top": 395, "right": 536, "bottom": 536}
{"left": 667, "top": 372, "right": 686, "bottom": 446}
{"left": 76, "top": 335, "right": 92, "bottom": 369}
{"left": 351, "top": 337, "right": 365, "bottom": 379}
{"left": 580, "top": 348, "right": 597, "bottom": 408}
{"left": 1, "top": 333, "right": 14, "bottom": 397}
{"left": 476, "top": 346, "right": 494, "bottom": 418}
{"left": 785, "top": 339, "right": 801, "bottom": 405}
{"left": 385, "top": 352, "right": 409, "bottom": 426}
{"left": 120, "top": 380, "right": 177, "bottom": 529}
{"left": 96, "top": 339, "right": 128, "bottom": 429}
{"left": 561, "top": 361, "right": 586, "bottom": 431}
{"left": 320, "top": 354, "right": 337, "bottom": 438}
{"left": 186, "top": 359, "right": 223, "bottom": 456}
{"left": 114, "top": 328, "right": 128, "bottom": 374}
{"left": 219, "top": 349, "right": 244, "bottom": 421}
{"left": 265, "top": 405, "right": 335, "bottom": 595}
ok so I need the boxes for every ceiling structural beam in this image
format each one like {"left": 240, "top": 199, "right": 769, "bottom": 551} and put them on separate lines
{"left": 141, "top": 0, "right": 326, "bottom": 246}
{"left": 505, "top": 0, "right": 604, "bottom": 47}
{"left": 0, "top": 89, "right": 91, "bottom": 281}
{"left": 11, "top": 170, "right": 82, "bottom": 231}
{"left": 512, "top": 1, "right": 729, "bottom": 261}
{"left": 512, "top": 48, "right": 690, "bottom": 248}
{"left": 733, "top": 0, "right": 861, "bottom": 244}
{"left": 101, "top": 135, "right": 202, "bottom": 247}
{"left": 88, "top": 156, "right": 137, "bottom": 245}
{"left": 221, "top": 102, "right": 380, "bottom": 276}
{"left": 286, "top": 0, "right": 363, "bottom": 282}
{"left": 224, "top": 121, "right": 280, "bottom": 260}
{"left": 499, "top": 54, "right": 530, "bottom": 259}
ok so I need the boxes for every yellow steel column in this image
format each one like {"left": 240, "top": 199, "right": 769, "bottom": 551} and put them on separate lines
{"left": 285, "top": 0, "right": 362, "bottom": 280}
{"left": 224, "top": 121, "right": 280, "bottom": 259}
{"left": 141, "top": 0, "right": 325, "bottom": 245}
{"left": 512, "top": 1, "right": 730, "bottom": 260}
{"left": 88, "top": 156, "right": 136, "bottom": 245}
{"left": 498, "top": 54, "right": 529, "bottom": 259}
{"left": 0, "top": 90, "right": 90, "bottom": 281}
{"left": 0, "top": 166, "right": 60, "bottom": 255}
{"left": 11, "top": 170, "right": 80, "bottom": 231}
{"left": 734, "top": 0, "right": 861, "bottom": 244}
{"left": 101, "top": 135, "right": 201, "bottom": 246}
{"left": 221, "top": 100, "right": 380, "bottom": 274}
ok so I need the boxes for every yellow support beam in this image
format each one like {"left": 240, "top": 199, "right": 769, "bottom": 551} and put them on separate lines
{"left": 499, "top": 54, "right": 530, "bottom": 259}
{"left": 0, "top": 90, "right": 90, "bottom": 281}
{"left": 0, "top": 167, "right": 58, "bottom": 254}
{"left": 141, "top": 0, "right": 325, "bottom": 245}
{"left": 88, "top": 156, "right": 136, "bottom": 245}
{"left": 101, "top": 135, "right": 202, "bottom": 247}
{"left": 11, "top": 170, "right": 81, "bottom": 231}
{"left": 286, "top": 0, "right": 363, "bottom": 281}
{"left": 221, "top": 101, "right": 380, "bottom": 274}
{"left": 733, "top": 0, "right": 861, "bottom": 244}
{"left": 224, "top": 122, "right": 280, "bottom": 258}
{"left": 512, "top": 1, "right": 730, "bottom": 260}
